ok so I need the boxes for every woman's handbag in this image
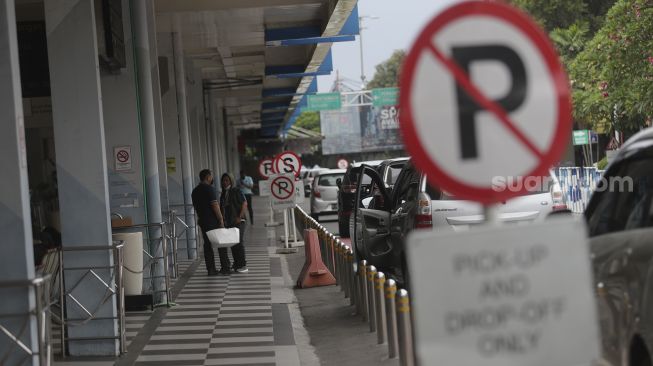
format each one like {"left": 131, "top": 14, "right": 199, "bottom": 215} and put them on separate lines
{"left": 206, "top": 227, "right": 240, "bottom": 248}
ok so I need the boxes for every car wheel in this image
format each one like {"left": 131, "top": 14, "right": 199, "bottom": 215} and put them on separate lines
{"left": 311, "top": 213, "right": 319, "bottom": 221}
{"left": 399, "top": 255, "right": 411, "bottom": 292}
{"left": 630, "top": 336, "right": 652, "bottom": 366}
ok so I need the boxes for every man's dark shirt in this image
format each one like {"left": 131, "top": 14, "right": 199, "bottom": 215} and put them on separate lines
{"left": 192, "top": 183, "right": 220, "bottom": 230}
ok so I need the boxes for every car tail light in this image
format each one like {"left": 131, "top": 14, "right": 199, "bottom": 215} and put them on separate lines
{"left": 415, "top": 192, "right": 432, "bottom": 229}
{"left": 313, "top": 186, "right": 321, "bottom": 198}
{"left": 342, "top": 184, "right": 357, "bottom": 193}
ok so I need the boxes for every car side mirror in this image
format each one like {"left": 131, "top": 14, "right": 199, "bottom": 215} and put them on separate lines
{"left": 336, "top": 178, "right": 342, "bottom": 188}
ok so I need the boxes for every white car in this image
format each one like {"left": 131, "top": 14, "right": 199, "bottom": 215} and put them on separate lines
{"left": 310, "top": 169, "right": 345, "bottom": 220}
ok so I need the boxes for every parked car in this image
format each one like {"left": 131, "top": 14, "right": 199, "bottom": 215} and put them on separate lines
{"left": 303, "top": 168, "right": 325, "bottom": 197}
{"left": 337, "top": 158, "right": 408, "bottom": 237}
{"left": 310, "top": 169, "right": 345, "bottom": 220}
{"left": 584, "top": 128, "right": 653, "bottom": 366}
{"left": 352, "top": 159, "right": 566, "bottom": 287}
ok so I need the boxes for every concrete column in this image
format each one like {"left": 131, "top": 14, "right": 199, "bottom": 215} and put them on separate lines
{"left": 0, "top": 1, "right": 38, "bottom": 363}
{"left": 172, "top": 16, "right": 197, "bottom": 259}
{"left": 209, "top": 94, "right": 222, "bottom": 175}
{"left": 132, "top": 0, "right": 165, "bottom": 303}
{"left": 145, "top": 0, "right": 169, "bottom": 216}
{"left": 45, "top": 0, "right": 118, "bottom": 356}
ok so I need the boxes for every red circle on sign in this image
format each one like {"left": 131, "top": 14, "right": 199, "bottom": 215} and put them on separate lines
{"left": 273, "top": 151, "right": 302, "bottom": 178}
{"left": 117, "top": 150, "right": 129, "bottom": 163}
{"left": 399, "top": 1, "right": 571, "bottom": 204}
{"left": 337, "top": 158, "right": 349, "bottom": 170}
{"left": 258, "top": 158, "right": 274, "bottom": 180}
{"left": 271, "top": 175, "right": 295, "bottom": 200}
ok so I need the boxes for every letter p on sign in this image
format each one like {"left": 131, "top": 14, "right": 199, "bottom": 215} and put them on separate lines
{"left": 399, "top": 1, "right": 572, "bottom": 204}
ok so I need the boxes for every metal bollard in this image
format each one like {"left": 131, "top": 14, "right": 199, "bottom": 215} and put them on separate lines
{"left": 397, "top": 289, "right": 416, "bottom": 366}
{"left": 385, "top": 279, "right": 399, "bottom": 359}
{"left": 359, "top": 260, "right": 368, "bottom": 321}
{"left": 347, "top": 249, "right": 358, "bottom": 306}
{"left": 367, "top": 265, "right": 377, "bottom": 332}
{"left": 341, "top": 243, "right": 350, "bottom": 299}
{"left": 375, "top": 271, "right": 387, "bottom": 344}
{"left": 336, "top": 241, "right": 344, "bottom": 292}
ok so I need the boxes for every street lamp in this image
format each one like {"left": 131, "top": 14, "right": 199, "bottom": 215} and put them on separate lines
{"left": 358, "top": 15, "right": 380, "bottom": 89}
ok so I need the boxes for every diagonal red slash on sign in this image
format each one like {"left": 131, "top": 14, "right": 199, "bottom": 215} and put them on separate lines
{"left": 271, "top": 177, "right": 293, "bottom": 198}
{"left": 426, "top": 42, "right": 545, "bottom": 160}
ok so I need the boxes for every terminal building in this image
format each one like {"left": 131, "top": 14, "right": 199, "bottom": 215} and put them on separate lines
{"left": 1, "top": 0, "right": 358, "bottom": 362}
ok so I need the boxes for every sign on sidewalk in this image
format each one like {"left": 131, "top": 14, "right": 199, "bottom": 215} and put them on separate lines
{"left": 270, "top": 174, "right": 296, "bottom": 210}
{"left": 406, "top": 219, "right": 599, "bottom": 366}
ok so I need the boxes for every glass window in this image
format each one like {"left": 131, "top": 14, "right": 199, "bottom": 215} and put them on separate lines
{"left": 386, "top": 164, "right": 405, "bottom": 187}
{"left": 318, "top": 174, "right": 344, "bottom": 187}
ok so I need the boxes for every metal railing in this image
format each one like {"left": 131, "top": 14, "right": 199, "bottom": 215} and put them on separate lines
{"left": 0, "top": 275, "right": 52, "bottom": 366}
{"left": 168, "top": 204, "right": 200, "bottom": 261}
{"left": 57, "top": 243, "right": 126, "bottom": 356}
{"left": 112, "top": 222, "right": 172, "bottom": 304}
{"left": 294, "top": 205, "right": 416, "bottom": 366}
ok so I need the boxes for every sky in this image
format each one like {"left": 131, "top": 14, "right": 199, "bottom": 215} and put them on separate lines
{"left": 317, "top": 0, "right": 457, "bottom": 92}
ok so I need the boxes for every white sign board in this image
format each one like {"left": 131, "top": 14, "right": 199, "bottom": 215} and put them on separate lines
{"left": 399, "top": 1, "right": 571, "bottom": 204}
{"left": 406, "top": 218, "right": 599, "bottom": 366}
{"left": 114, "top": 146, "right": 132, "bottom": 171}
{"left": 259, "top": 180, "right": 271, "bottom": 197}
{"left": 294, "top": 179, "right": 305, "bottom": 204}
{"left": 258, "top": 158, "right": 274, "bottom": 179}
{"left": 270, "top": 174, "right": 296, "bottom": 211}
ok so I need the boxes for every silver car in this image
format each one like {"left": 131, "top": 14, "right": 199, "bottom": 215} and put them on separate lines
{"left": 585, "top": 127, "right": 653, "bottom": 366}
{"left": 310, "top": 169, "right": 345, "bottom": 220}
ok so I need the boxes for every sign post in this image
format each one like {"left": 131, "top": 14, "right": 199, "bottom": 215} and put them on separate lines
{"left": 272, "top": 151, "right": 303, "bottom": 251}
{"left": 259, "top": 158, "right": 279, "bottom": 228}
{"left": 269, "top": 173, "right": 299, "bottom": 253}
{"left": 398, "top": 2, "right": 599, "bottom": 365}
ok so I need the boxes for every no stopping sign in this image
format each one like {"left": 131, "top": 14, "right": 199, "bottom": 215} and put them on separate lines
{"left": 399, "top": 1, "right": 571, "bottom": 204}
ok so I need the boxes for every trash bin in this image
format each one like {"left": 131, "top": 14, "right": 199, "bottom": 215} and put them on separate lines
{"left": 112, "top": 232, "right": 143, "bottom": 296}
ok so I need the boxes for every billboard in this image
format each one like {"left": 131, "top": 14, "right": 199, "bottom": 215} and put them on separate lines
{"left": 320, "top": 105, "right": 403, "bottom": 155}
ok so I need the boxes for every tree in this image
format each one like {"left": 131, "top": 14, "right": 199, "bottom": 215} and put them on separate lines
{"left": 294, "top": 111, "right": 320, "bottom": 133}
{"left": 366, "top": 50, "right": 405, "bottom": 89}
{"left": 569, "top": 0, "right": 653, "bottom": 132}
{"left": 508, "top": 0, "right": 588, "bottom": 32}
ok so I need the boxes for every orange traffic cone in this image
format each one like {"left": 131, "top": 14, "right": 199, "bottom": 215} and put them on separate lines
{"left": 296, "top": 229, "right": 336, "bottom": 288}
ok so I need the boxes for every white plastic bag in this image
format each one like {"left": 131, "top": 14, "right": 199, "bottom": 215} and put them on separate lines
{"left": 206, "top": 227, "right": 240, "bottom": 248}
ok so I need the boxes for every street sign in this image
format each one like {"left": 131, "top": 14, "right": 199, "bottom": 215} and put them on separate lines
{"left": 270, "top": 174, "right": 296, "bottom": 210}
{"left": 114, "top": 146, "right": 132, "bottom": 171}
{"left": 337, "top": 158, "right": 349, "bottom": 170}
{"left": 372, "top": 87, "right": 399, "bottom": 107}
{"left": 573, "top": 130, "right": 590, "bottom": 145}
{"left": 259, "top": 179, "right": 271, "bottom": 197}
{"left": 406, "top": 218, "right": 600, "bottom": 366}
{"left": 274, "top": 151, "right": 302, "bottom": 178}
{"left": 307, "top": 92, "right": 342, "bottom": 111}
{"left": 399, "top": 1, "right": 572, "bottom": 204}
{"left": 258, "top": 158, "right": 274, "bottom": 179}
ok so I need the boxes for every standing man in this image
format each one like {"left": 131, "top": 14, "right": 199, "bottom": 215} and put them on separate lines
{"left": 191, "top": 169, "right": 224, "bottom": 276}
{"left": 239, "top": 170, "right": 254, "bottom": 224}
{"left": 219, "top": 173, "right": 248, "bottom": 273}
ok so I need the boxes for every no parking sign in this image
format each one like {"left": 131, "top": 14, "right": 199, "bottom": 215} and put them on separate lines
{"left": 399, "top": 1, "right": 572, "bottom": 204}
{"left": 270, "top": 174, "right": 296, "bottom": 210}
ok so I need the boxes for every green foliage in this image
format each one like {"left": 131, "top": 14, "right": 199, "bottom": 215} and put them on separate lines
{"left": 550, "top": 21, "right": 590, "bottom": 62}
{"left": 597, "top": 156, "right": 609, "bottom": 169}
{"left": 509, "top": 0, "right": 588, "bottom": 32}
{"left": 569, "top": 0, "right": 653, "bottom": 131}
{"left": 367, "top": 50, "right": 406, "bottom": 89}
{"left": 294, "top": 111, "right": 321, "bottom": 132}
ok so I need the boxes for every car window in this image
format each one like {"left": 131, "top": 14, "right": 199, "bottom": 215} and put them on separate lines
{"left": 392, "top": 166, "right": 420, "bottom": 207}
{"left": 385, "top": 163, "right": 405, "bottom": 187}
{"left": 587, "top": 158, "right": 653, "bottom": 236}
{"left": 318, "top": 174, "right": 344, "bottom": 187}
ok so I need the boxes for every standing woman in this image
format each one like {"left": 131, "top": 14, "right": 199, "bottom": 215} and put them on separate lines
{"left": 218, "top": 172, "right": 248, "bottom": 273}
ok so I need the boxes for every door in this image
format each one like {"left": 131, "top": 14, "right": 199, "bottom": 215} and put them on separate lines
{"left": 388, "top": 165, "right": 422, "bottom": 261}
{"left": 352, "top": 165, "right": 391, "bottom": 267}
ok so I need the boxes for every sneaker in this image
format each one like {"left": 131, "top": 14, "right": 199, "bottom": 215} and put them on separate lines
{"left": 234, "top": 266, "right": 249, "bottom": 273}
{"left": 218, "top": 268, "right": 231, "bottom": 275}
{"left": 207, "top": 268, "right": 219, "bottom": 276}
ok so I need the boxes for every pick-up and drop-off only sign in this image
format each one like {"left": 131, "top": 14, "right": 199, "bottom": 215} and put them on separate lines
{"left": 399, "top": 1, "right": 572, "bottom": 204}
